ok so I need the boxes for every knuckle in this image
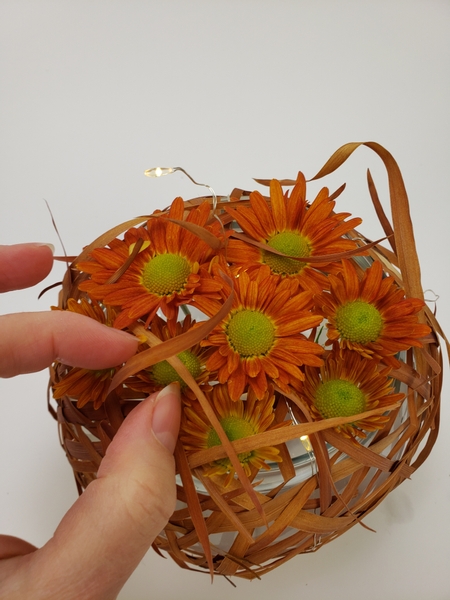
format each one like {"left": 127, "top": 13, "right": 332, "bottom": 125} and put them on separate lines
{"left": 119, "top": 464, "right": 176, "bottom": 536}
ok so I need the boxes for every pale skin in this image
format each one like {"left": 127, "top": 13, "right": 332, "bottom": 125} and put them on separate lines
{"left": 0, "top": 243, "right": 181, "bottom": 599}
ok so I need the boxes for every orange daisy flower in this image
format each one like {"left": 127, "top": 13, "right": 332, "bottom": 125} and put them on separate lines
{"left": 77, "top": 197, "right": 223, "bottom": 329}
{"left": 52, "top": 298, "right": 118, "bottom": 409}
{"left": 223, "top": 175, "right": 362, "bottom": 292}
{"left": 202, "top": 265, "right": 324, "bottom": 401}
{"left": 315, "top": 259, "right": 431, "bottom": 366}
{"left": 301, "top": 350, "right": 405, "bottom": 439}
{"left": 181, "top": 384, "right": 288, "bottom": 487}
{"left": 126, "top": 314, "right": 212, "bottom": 402}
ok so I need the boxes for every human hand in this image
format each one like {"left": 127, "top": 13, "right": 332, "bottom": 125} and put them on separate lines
{"left": 0, "top": 243, "right": 181, "bottom": 599}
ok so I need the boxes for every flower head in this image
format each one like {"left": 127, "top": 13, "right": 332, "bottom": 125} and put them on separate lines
{"left": 52, "top": 298, "right": 117, "bottom": 409}
{"left": 126, "top": 314, "right": 212, "bottom": 402}
{"left": 316, "top": 259, "right": 431, "bottom": 366}
{"left": 202, "top": 265, "right": 324, "bottom": 400}
{"left": 223, "top": 175, "right": 362, "bottom": 292}
{"left": 301, "top": 350, "right": 404, "bottom": 438}
{"left": 77, "top": 198, "right": 223, "bottom": 328}
{"left": 181, "top": 384, "right": 288, "bottom": 486}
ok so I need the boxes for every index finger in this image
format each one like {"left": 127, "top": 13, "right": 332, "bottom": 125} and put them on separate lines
{"left": 0, "top": 243, "right": 55, "bottom": 292}
{"left": 0, "top": 311, "right": 138, "bottom": 377}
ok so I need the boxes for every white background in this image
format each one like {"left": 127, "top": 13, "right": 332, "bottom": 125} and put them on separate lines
{"left": 1, "top": 1, "right": 449, "bottom": 599}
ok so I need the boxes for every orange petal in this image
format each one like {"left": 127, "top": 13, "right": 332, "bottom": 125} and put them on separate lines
{"left": 206, "top": 349, "right": 227, "bottom": 371}
{"left": 259, "top": 355, "right": 279, "bottom": 378}
{"left": 269, "top": 180, "right": 287, "bottom": 232}
{"left": 227, "top": 350, "right": 241, "bottom": 374}
{"left": 276, "top": 314, "right": 323, "bottom": 336}
{"left": 249, "top": 189, "right": 276, "bottom": 234}
{"left": 227, "top": 362, "right": 247, "bottom": 400}
{"left": 224, "top": 205, "right": 266, "bottom": 240}
{"left": 287, "top": 174, "right": 307, "bottom": 229}
{"left": 360, "top": 261, "right": 383, "bottom": 303}
{"left": 248, "top": 367, "right": 268, "bottom": 399}
{"left": 246, "top": 357, "right": 262, "bottom": 378}
{"left": 341, "top": 259, "right": 360, "bottom": 300}
{"left": 245, "top": 280, "right": 259, "bottom": 309}
{"left": 225, "top": 239, "right": 261, "bottom": 265}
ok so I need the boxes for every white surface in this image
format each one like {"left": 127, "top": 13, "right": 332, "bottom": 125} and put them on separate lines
{"left": 1, "top": 1, "right": 449, "bottom": 598}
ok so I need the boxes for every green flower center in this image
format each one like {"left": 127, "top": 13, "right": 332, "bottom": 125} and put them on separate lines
{"left": 314, "top": 379, "right": 366, "bottom": 419}
{"left": 150, "top": 350, "right": 202, "bottom": 388}
{"left": 335, "top": 300, "right": 383, "bottom": 344}
{"left": 92, "top": 368, "right": 114, "bottom": 379}
{"left": 142, "top": 253, "right": 191, "bottom": 296}
{"left": 262, "top": 231, "right": 311, "bottom": 276}
{"left": 226, "top": 310, "right": 275, "bottom": 358}
{"left": 207, "top": 415, "right": 256, "bottom": 466}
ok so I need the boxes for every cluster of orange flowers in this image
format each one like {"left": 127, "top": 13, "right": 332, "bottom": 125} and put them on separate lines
{"left": 52, "top": 174, "right": 430, "bottom": 484}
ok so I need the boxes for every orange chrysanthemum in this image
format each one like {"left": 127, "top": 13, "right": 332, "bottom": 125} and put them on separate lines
{"left": 181, "top": 384, "right": 288, "bottom": 487}
{"left": 301, "top": 350, "right": 404, "bottom": 439}
{"left": 77, "top": 198, "right": 223, "bottom": 329}
{"left": 315, "top": 259, "right": 431, "bottom": 366}
{"left": 223, "top": 175, "right": 363, "bottom": 292}
{"left": 126, "top": 314, "right": 212, "bottom": 402}
{"left": 52, "top": 298, "right": 117, "bottom": 409}
{"left": 202, "top": 265, "right": 324, "bottom": 400}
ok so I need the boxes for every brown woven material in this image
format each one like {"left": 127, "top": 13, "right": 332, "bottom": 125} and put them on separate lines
{"left": 48, "top": 142, "right": 447, "bottom": 580}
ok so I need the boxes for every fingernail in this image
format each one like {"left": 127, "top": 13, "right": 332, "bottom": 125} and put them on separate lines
{"left": 109, "top": 327, "right": 140, "bottom": 343}
{"left": 33, "top": 242, "right": 55, "bottom": 254}
{"left": 152, "top": 383, "right": 181, "bottom": 453}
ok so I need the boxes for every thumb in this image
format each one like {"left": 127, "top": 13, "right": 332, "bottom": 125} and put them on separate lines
{"left": 30, "top": 384, "right": 181, "bottom": 600}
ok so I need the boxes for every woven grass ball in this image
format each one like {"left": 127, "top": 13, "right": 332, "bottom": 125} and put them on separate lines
{"left": 49, "top": 142, "right": 446, "bottom": 580}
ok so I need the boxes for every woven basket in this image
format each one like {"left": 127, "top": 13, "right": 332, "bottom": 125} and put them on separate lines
{"left": 48, "top": 142, "right": 447, "bottom": 580}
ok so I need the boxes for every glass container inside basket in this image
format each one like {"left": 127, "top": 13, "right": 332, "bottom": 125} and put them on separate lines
{"left": 170, "top": 349, "right": 408, "bottom": 557}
